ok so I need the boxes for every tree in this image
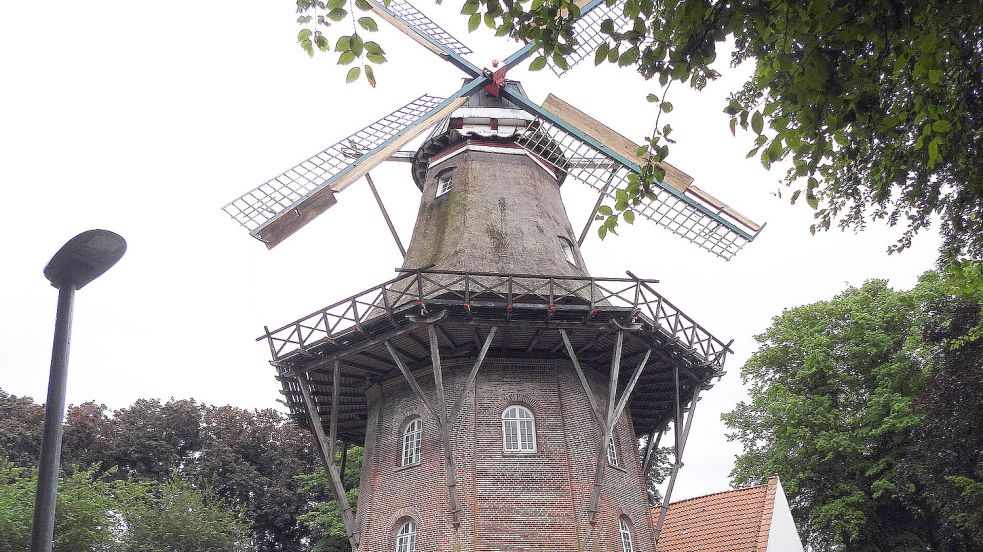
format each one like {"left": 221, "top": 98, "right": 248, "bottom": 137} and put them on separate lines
{"left": 0, "top": 390, "right": 44, "bottom": 467}
{"left": 122, "top": 478, "right": 252, "bottom": 552}
{"left": 0, "top": 459, "right": 144, "bottom": 552}
{"left": 296, "top": 446, "right": 363, "bottom": 552}
{"left": 723, "top": 272, "right": 983, "bottom": 550}
{"left": 295, "top": 0, "right": 982, "bottom": 261}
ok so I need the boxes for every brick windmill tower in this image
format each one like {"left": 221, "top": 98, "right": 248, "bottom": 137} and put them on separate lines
{"left": 223, "top": 1, "right": 762, "bottom": 550}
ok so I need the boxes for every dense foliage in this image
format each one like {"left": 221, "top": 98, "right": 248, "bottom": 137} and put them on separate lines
{"left": 295, "top": 0, "right": 982, "bottom": 261}
{"left": 0, "top": 394, "right": 349, "bottom": 551}
{"left": 723, "top": 269, "right": 983, "bottom": 550}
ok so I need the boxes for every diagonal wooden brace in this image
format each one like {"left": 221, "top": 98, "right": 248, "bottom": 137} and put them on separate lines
{"left": 385, "top": 326, "right": 497, "bottom": 529}
{"left": 562, "top": 329, "right": 653, "bottom": 524}
{"left": 296, "top": 367, "right": 360, "bottom": 549}
{"left": 652, "top": 378, "right": 703, "bottom": 543}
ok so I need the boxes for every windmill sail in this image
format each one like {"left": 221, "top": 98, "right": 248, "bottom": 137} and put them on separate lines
{"left": 515, "top": 94, "right": 762, "bottom": 260}
{"left": 369, "top": 0, "right": 473, "bottom": 58}
{"left": 223, "top": 94, "right": 468, "bottom": 248}
{"left": 552, "top": 0, "right": 631, "bottom": 76}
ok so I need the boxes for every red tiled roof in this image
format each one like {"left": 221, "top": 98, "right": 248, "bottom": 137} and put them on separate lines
{"left": 652, "top": 476, "right": 780, "bottom": 552}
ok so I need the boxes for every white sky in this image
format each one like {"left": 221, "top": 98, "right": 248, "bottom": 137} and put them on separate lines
{"left": 0, "top": 0, "right": 939, "bottom": 503}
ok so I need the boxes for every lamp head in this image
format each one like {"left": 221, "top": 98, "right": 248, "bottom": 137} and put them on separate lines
{"left": 43, "top": 230, "right": 127, "bottom": 289}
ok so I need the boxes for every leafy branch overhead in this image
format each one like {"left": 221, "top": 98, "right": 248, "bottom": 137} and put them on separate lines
{"left": 296, "top": 0, "right": 388, "bottom": 87}
{"left": 295, "top": 0, "right": 982, "bottom": 261}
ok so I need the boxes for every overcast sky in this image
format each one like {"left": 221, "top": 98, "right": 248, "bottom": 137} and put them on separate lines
{"left": 0, "top": 0, "right": 941, "bottom": 502}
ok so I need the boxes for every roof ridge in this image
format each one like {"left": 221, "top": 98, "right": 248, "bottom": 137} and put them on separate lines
{"left": 653, "top": 480, "right": 771, "bottom": 508}
{"left": 754, "top": 476, "right": 780, "bottom": 550}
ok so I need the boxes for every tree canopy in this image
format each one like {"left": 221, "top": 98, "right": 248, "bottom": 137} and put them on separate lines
{"left": 295, "top": 0, "right": 982, "bottom": 261}
{"left": 723, "top": 270, "right": 983, "bottom": 550}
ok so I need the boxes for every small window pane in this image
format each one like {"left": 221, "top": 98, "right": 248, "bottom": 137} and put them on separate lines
{"left": 502, "top": 405, "right": 536, "bottom": 452}
{"left": 436, "top": 172, "right": 453, "bottom": 197}
{"left": 619, "top": 517, "right": 633, "bottom": 552}
{"left": 607, "top": 436, "right": 618, "bottom": 466}
{"left": 402, "top": 419, "right": 422, "bottom": 466}
{"left": 395, "top": 521, "right": 416, "bottom": 552}
{"left": 559, "top": 237, "right": 576, "bottom": 265}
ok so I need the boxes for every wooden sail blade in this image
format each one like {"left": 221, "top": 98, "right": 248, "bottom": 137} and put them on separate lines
{"left": 222, "top": 94, "right": 464, "bottom": 248}
{"left": 367, "top": 0, "right": 480, "bottom": 76}
{"left": 512, "top": 93, "right": 763, "bottom": 260}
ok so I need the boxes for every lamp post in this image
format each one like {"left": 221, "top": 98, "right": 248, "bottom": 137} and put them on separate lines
{"left": 30, "top": 230, "right": 126, "bottom": 552}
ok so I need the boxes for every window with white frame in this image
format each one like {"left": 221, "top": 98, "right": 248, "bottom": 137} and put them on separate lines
{"left": 435, "top": 170, "right": 453, "bottom": 197}
{"left": 607, "top": 436, "right": 619, "bottom": 466}
{"left": 395, "top": 520, "right": 416, "bottom": 552}
{"left": 502, "top": 405, "right": 536, "bottom": 452}
{"left": 619, "top": 516, "right": 634, "bottom": 552}
{"left": 401, "top": 418, "right": 422, "bottom": 466}
{"left": 559, "top": 236, "right": 577, "bottom": 265}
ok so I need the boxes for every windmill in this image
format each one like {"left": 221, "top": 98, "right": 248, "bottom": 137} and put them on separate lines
{"left": 223, "top": 1, "right": 763, "bottom": 549}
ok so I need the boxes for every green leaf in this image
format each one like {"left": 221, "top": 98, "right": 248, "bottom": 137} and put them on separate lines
{"left": 730, "top": 118, "right": 737, "bottom": 136}
{"left": 660, "top": 101, "right": 673, "bottom": 113}
{"left": 364, "top": 41, "right": 384, "bottom": 55}
{"left": 338, "top": 51, "right": 356, "bottom": 65}
{"left": 468, "top": 13, "right": 480, "bottom": 32}
{"left": 354, "top": 0, "right": 371, "bottom": 9}
{"left": 790, "top": 190, "right": 801, "bottom": 204}
{"left": 357, "top": 17, "right": 378, "bottom": 31}
{"left": 461, "top": 0, "right": 479, "bottom": 14}
{"left": 484, "top": 13, "right": 496, "bottom": 28}
{"left": 346, "top": 66, "right": 361, "bottom": 83}
{"left": 364, "top": 64, "right": 376, "bottom": 87}
{"left": 327, "top": 8, "right": 347, "bottom": 21}
{"left": 529, "top": 56, "right": 547, "bottom": 71}
{"left": 350, "top": 33, "right": 364, "bottom": 56}
{"left": 618, "top": 47, "right": 639, "bottom": 66}
{"left": 366, "top": 52, "right": 386, "bottom": 64}
{"left": 615, "top": 189, "right": 629, "bottom": 203}
{"left": 751, "top": 111, "right": 764, "bottom": 134}
{"left": 336, "top": 35, "right": 351, "bottom": 52}
{"left": 932, "top": 120, "right": 951, "bottom": 132}
{"left": 806, "top": 177, "right": 819, "bottom": 209}
{"left": 298, "top": 29, "right": 313, "bottom": 41}
{"left": 327, "top": 0, "right": 346, "bottom": 8}
{"left": 623, "top": 210, "right": 635, "bottom": 224}
{"left": 598, "top": 225, "right": 608, "bottom": 239}
{"left": 597, "top": 205, "right": 613, "bottom": 216}
{"left": 646, "top": 93, "right": 658, "bottom": 103}
{"left": 552, "top": 52, "right": 569, "bottom": 70}
{"left": 595, "top": 43, "right": 610, "bottom": 65}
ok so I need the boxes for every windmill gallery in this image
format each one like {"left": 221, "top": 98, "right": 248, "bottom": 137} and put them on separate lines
{"left": 222, "top": 0, "right": 763, "bottom": 549}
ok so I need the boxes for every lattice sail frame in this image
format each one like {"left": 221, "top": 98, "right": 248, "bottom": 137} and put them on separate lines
{"left": 384, "top": 0, "right": 473, "bottom": 56}
{"left": 223, "top": 95, "right": 445, "bottom": 233}
{"left": 516, "top": 119, "right": 752, "bottom": 259}
{"left": 553, "top": 0, "right": 631, "bottom": 76}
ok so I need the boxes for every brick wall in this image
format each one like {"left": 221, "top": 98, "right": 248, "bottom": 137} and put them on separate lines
{"left": 356, "top": 356, "right": 655, "bottom": 551}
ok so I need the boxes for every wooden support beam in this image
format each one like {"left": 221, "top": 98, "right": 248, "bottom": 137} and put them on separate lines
{"left": 449, "top": 327, "right": 497, "bottom": 422}
{"left": 653, "top": 381, "right": 703, "bottom": 544}
{"left": 385, "top": 340, "right": 440, "bottom": 421}
{"left": 611, "top": 349, "right": 650, "bottom": 424}
{"left": 641, "top": 426, "right": 663, "bottom": 479}
{"left": 587, "top": 330, "right": 623, "bottom": 524}
{"left": 365, "top": 172, "right": 406, "bottom": 258}
{"left": 435, "top": 324, "right": 459, "bottom": 349}
{"left": 301, "top": 311, "right": 446, "bottom": 370}
{"left": 577, "top": 172, "right": 617, "bottom": 246}
{"left": 328, "top": 361, "right": 340, "bottom": 461}
{"left": 296, "top": 372, "right": 360, "bottom": 549}
{"left": 560, "top": 330, "right": 602, "bottom": 423}
{"left": 426, "top": 324, "right": 463, "bottom": 528}
{"left": 525, "top": 328, "right": 544, "bottom": 353}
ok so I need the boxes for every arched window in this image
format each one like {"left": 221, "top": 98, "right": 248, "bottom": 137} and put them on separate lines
{"left": 435, "top": 169, "right": 453, "bottom": 197}
{"left": 619, "top": 516, "right": 634, "bottom": 552}
{"left": 502, "top": 405, "right": 536, "bottom": 452}
{"left": 607, "top": 436, "right": 619, "bottom": 466}
{"left": 401, "top": 418, "right": 422, "bottom": 466}
{"left": 395, "top": 520, "right": 416, "bottom": 552}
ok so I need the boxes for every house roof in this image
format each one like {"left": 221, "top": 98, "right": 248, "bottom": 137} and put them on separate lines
{"left": 652, "top": 476, "right": 780, "bottom": 552}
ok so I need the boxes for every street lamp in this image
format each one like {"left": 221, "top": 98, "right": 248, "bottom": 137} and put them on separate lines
{"left": 30, "top": 230, "right": 126, "bottom": 552}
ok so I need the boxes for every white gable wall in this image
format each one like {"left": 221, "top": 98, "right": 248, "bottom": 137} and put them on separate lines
{"left": 767, "top": 479, "right": 805, "bottom": 551}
